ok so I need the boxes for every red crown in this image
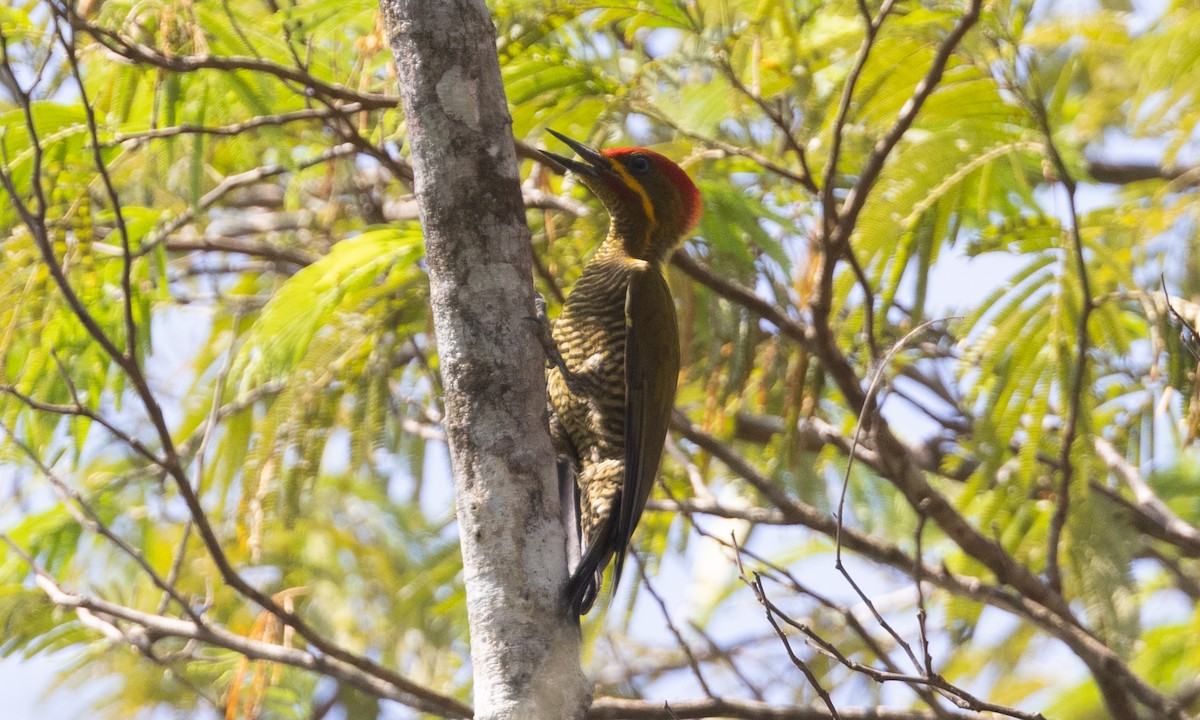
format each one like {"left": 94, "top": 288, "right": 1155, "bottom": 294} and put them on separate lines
{"left": 603, "top": 147, "right": 703, "bottom": 231}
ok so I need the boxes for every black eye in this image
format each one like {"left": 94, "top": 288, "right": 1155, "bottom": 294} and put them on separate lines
{"left": 629, "top": 155, "right": 651, "bottom": 173}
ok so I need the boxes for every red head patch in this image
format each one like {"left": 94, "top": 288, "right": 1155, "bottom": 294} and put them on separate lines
{"left": 603, "top": 147, "right": 703, "bottom": 231}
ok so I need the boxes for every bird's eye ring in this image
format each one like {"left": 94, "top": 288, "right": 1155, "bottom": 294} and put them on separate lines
{"left": 629, "top": 155, "right": 652, "bottom": 173}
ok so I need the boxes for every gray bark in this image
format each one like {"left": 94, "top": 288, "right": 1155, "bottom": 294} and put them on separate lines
{"left": 378, "top": 1, "right": 590, "bottom": 718}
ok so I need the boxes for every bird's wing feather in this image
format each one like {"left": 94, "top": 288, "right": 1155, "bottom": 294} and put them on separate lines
{"left": 610, "top": 264, "right": 680, "bottom": 593}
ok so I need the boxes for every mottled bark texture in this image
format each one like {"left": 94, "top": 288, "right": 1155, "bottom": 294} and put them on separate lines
{"left": 379, "top": 1, "right": 590, "bottom": 718}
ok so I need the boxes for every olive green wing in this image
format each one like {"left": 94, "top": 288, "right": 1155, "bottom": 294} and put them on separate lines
{"left": 610, "top": 264, "right": 680, "bottom": 592}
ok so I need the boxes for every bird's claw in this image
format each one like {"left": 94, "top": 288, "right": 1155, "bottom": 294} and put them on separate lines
{"left": 527, "top": 292, "right": 587, "bottom": 396}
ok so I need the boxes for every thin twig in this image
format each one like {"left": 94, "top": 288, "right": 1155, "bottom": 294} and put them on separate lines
{"left": 731, "top": 537, "right": 840, "bottom": 720}
{"left": 717, "top": 57, "right": 818, "bottom": 195}
{"left": 835, "top": 317, "right": 957, "bottom": 562}
{"left": 831, "top": 318, "right": 956, "bottom": 675}
{"left": 1019, "top": 63, "right": 1092, "bottom": 598}
{"left": 913, "top": 513, "right": 934, "bottom": 676}
{"left": 138, "top": 142, "right": 360, "bottom": 257}
{"left": 670, "top": 252, "right": 809, "bottom": 346}
{"left": 638, "top": 103, "right": 818, "bottom": 189}
{"left": 686, "top": 506, "right": 954, "bottom": 717}
{"left": 821, "top": 0, "right": 899, "bottom": 235}
{"left": 687, "top": 619, "right": 766, "bottom": 701}
{"left": 110, "top": 104, "right": 365, "bottom": 147}
{"left": 53, "top": 12, "right": 138, "bottom": 359}
{"left": 0, "top": 419, "right": 198, "bottom": 621}
{"left": 633, "top": 552, "right": 716, "bottom": 698}
{"left": 69, "top": 10, "right": 396, "bottom": 110}
{"left": 832, "top": 0, "right": 984, "bottom": 246}
{"left": 1, "top": 535, "right": 472, "bottom": 717}
{"left": 736, "top": 548, "right": 1043, "bottom": 720}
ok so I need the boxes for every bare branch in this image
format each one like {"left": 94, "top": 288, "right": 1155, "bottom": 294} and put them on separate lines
{"left": 716, "top": 57, "right": 818, "bottom": 195}
{"left": 0, "top": 419, "right": 196, "bottom": 620}
{"left": 68, "top": 10, "right": 397, "bottom": 110}
{"left": 52, "top": 12, "right": 138, "bottom": 359}
{"left": 1094, "top": 438, "right": 1200, "bottom": 552}
{"left": 1014, "top": 56, "right": 1094, "bottom": 602}
{"left": 638, "top": 103, "right": 820, "bottom": 189}
{"left": 589, "top": 696, "right": 971, "bottom": 720}
{"left": 833, "top": 0, "right": 984, "bottom": 245}
{"left": 668, "top": 412, "right": 1184, "bottom": 718}
{"left": 140, "top": 142, "right": 360, "bottom": 257}
{"left": 735, "top": 540, "right": 1042, "bottom": 720}
{"left": 1086, "top": 159, "right": 1200, "bottom": 187}
{"left": 821, "top": 0, "right": 899, "bottom": 233}
{"left": 2, "top": 536, "right": 473, "bottom": 718}
{"left": 741, "top": 569, "right": 840, "bottom": 720}
{"left": 109, "top": 104, "right": 367, "bottom": 147}
{"left": 670, "top": 252, "right": 809, "bottom": 345}
{"left": 633, "top": 553, "right": 715, "bottom": 698}
{"left": 164, "top": 235, "right": 321, "bottom": 267}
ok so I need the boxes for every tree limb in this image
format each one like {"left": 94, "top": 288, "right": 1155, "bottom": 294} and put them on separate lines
{"left": 380, "top": 0, "right": 589, "bottom": 717}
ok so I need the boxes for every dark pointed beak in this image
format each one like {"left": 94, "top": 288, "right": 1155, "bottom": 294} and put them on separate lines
{"left": 540, "top": 129, "right": 608, "bottom": 179}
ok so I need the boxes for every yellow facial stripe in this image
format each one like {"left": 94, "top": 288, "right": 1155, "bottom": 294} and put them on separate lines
{"left": 606, "top": 157, "right": 656, "bottom": 227}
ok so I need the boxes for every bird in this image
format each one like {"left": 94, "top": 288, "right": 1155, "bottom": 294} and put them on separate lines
{"left": 538, "top": 129, "right": 701, "bottom": 615}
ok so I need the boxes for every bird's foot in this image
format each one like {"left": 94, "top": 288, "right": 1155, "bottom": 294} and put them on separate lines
{"left": 527, "top": 292, "right": 589, "bottom": 396}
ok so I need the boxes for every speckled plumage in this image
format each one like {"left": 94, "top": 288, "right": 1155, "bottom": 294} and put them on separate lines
{"left": 548, "top": 243, "right": 647, "bottom": 541}
{"left": 540, "top": 132, "right": 701, "bottom": 615}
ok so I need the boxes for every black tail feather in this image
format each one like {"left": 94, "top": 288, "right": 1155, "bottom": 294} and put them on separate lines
{"left": 567, "top": 511, "right": 619, "bottom": 615}
{"left": 559, "top": 459, "right": 581, "bottom": 576}
{"left": 566, "top": 547, "right": 604, "bottom": 615}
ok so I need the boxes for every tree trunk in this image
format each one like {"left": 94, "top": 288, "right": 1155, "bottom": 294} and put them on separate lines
{"left": 378, "top": 1, "right": 590, "bottom": 719}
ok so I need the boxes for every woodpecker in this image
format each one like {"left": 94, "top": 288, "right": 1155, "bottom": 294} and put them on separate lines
{"left": 539, "top": 130, "right": 702, "bottom": 615}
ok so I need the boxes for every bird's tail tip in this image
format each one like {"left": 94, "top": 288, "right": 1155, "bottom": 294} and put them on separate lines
{"left": 567, "top": 568, "right": 602, "bottom": 615}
